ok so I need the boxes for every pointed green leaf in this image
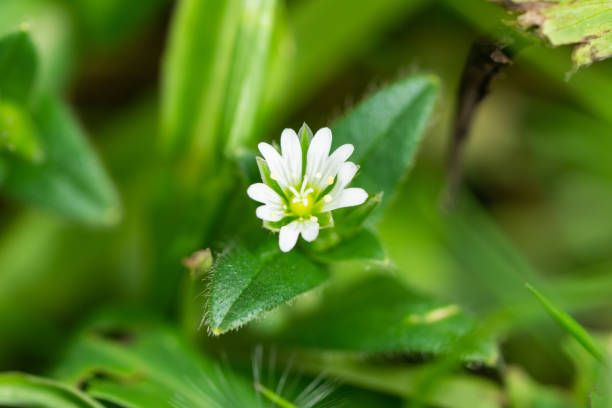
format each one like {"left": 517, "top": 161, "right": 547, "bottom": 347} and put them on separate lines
{"left": 0, "top": 29, "right": 37, "bottom": 104}
{"left": 280, "top": 275, "right": 498, "bottom": 364}
{"left": 332, "top": 75, "right": 438, "bottom": 211}
{"left": 2, "top": 97, "right": 120, "bottom": 225}
{"left": 0, "top": 373, "right": 103, "bottom": 408}
{"left": 207, "top": 240, "right": 329, "bottom": 334}
{"left": 162, "top": 0, "right": 280, "bottom": 176}
{"left": 526, "top": 283, "right": 604, "bottom": 362}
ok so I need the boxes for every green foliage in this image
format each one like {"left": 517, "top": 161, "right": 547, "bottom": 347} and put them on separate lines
{"left": 509, "top": 0, "right": 612, "bottom": 68}
{"left": 66, "top": 0, "right": 168, "bottom": 48}
{"left": 2, "top": 97, "right": 120, "bottom": 225}
{"left": 310, "top": 229, "right": 386, "bottom": 263}
{"left": 0, "top": 101, "right": 43, "bottom": 162}
{"left": 162, "top": 0, "right": 279, "bottom": 175}
{"left": 278, "top": 0, "right": 427, "bottom": 110}
{"left": 0, "top": 29, "right": 37, "bottom": 104}
{"left": 333, "top": 75, "right": 438, "bottom": 211}
{"left": 526, "top": 283, "right": 604, "bottom": 362}
{"left": 207, "top": 240, "right": 329, "bottom": 334}
{"left": 1, "top": 0, "right": 611, "bottom": 406}
{"left": 0, "top": 372, "right": 103, "bottom": 407}
{"left": 54, "top": 322, "right": 262, "bottom": 407}
{"left": 280, "top": 275, "right": 497, "bottom": 363}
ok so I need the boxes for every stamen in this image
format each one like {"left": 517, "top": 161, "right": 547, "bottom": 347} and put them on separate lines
{"left": 323, "top": 194, "right": 332, "bottom": 203}
{"left": 315, "top": 172, "right": 322, "bottom": 179}
{"left": 327, "top": 176, "right": 335, "bottom": 185}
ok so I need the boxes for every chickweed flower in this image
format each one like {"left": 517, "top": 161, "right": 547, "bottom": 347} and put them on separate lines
{"left": 247, "top": 125, "right": 368, "bottom": 252}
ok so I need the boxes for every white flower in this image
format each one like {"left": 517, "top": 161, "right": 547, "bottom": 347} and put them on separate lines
{"left": 247, "top": 126, "right": 368, "bottom": 252}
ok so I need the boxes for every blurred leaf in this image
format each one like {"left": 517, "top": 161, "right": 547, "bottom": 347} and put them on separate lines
{"left": 275, "top": 0, "right": 427, "bottom": 111}
{"left": 0, "top": 29, "right": 37, "bottom": 104}
{"left": 0, "top": 372, "right": 103, "bottom": 407}
{"left": 506, "top": 367, "right": 576, "bottom": 408}
{"left": 162, "top": 0, "right": 279, "bottom": 176}
{"left": 332, "top": 75, "right": 438, "bottom": 212}
{"left": 54, "top": 323, "right": 261, "bottom": 408}
{"left": 2, "top": 97, "right": 120, "bottom": 225}
{"left": 508, "top": 0, "right": 612, "bottom": 68}
{"left": 281, "top": 275, "right": 498, "bottom": 363}
{"left": 311, "top": 229, "right": 386, "bottom": 263}
{"left": 563, "top": 336, "right": 611, "bottom": 408}
{"left": 0, "top": 0, "right": 74, "bottom": 97}
{"left": 66, "top": 0, "right": 168, "bottom": 48}
{"left": 526, "top": 283, "right": 604, "bottom": 362}
{"left": 207, "top": 240, "right": 329, "bottom": 334}
{"left": 0, "top": 101, "right": 43, "bottom": 162}
{"left": 295, "top": 354, "right": 501, "bottom": 408}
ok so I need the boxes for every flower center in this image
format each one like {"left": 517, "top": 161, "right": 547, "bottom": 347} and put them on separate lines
{"left": 289, "top": 192, "right": 314, "bottom": 217}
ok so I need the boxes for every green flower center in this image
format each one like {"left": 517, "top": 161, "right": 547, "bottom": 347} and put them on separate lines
{"left": 289, "top": 193, "right": 314, "bottom": 217}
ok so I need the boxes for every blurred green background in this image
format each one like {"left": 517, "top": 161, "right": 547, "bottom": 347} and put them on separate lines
{"left": 1, "top": 0, "right": 611, "bottom": 406}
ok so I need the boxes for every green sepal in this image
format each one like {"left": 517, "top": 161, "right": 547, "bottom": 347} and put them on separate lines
{"left": 316, "top": 211, "right": 334, "bottom": 229}
{"left": 263, "top": 218, "right": 288, "bottom": 232}
{"left": 298, "top": 123, "right": 313, "bottom": 179}
{"left": 256, "top": 156, "right": 274, "bottom": 186}
{"left": 256, "top": 156, "right": 286, "bottom": 200}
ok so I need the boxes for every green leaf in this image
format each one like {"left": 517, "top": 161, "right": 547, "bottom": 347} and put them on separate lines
{"left": 280, "top": 275, "right": 498, "bottom": 364}
{"left": 161, "top": 0, "right": 279, "bottom": 176}
{"left": 526, "top": 283, "right": 604, "bottom": 362}
{"left": 332, "top": 75, "right": 438, "bottom": 211}
{"left": 207, "top": 240, "right": 329, "bottom": 334}
{"left": 2, "top": 97, "right": 120, "bottom": 225}
{"left": 0, "top": 100, "right": 43, "bottom": 162}
{"left": 0, "top": 372, "right": 103, "bottom": 408}
{"left": 0, "top": 0, "right": 73, "bottom": 98}
{"left": 0, "top": 28, "right": 37, "bottom": 104}
{"left": 508, "top": 0, "right": 612, "bottom": 68}
{"left": 54, "top": 322, "right": 261, "bottom": 408}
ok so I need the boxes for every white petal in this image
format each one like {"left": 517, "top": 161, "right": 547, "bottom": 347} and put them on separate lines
{"left": 279, "top": 221, "right": 300, "bottom": 252}
{"left": 322, "top": 188, "right": 367, "bottom": 212}
{"left": 306, "top": 127, "right": 332, "bottom": 181}
{"left": 247, "top": 183, "right": 283, "bottom": 205}
{"left": 256, "top": 205, "right": 284, "bottom": 222}
{"left": 336, "top": 161, "right": 359, "bottom": 188}
{"left": 281, "top": 128, "right": 302, "bottom": 185}
{"left": 311, "top": 144, "right": 354, "bottom": 191}
{"left": 300, "top": 219, "right": 319, "bottom": 242}
{"left": 258, "top": 142, "right": 291, "bottom": 188}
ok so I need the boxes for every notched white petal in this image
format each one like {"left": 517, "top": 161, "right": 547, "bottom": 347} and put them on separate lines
{"left": 279, "top": 221, "right": 300, "bottom": 252}
{"left": 323, "top": 187, "right": 367, "bottom": 211}
{"left": 256, "top": 205, "right": 284, "bottom": 222}
{"left": 336, "top": 161, "right": 359, "bottom": 186}
{"left": 258, "top": 142, "right": 290, "bottom": 188}
{"left": 300, "top": 219, "right": 320, "bottom": 242}
{"left": 247, "top": 183, "right": 283, "bottom": 205}
{"left": 281, "top": 128, "right": 302, "bottom": 185}
{"left": 306, "top": 127, "right": 332, "bottom": 178}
